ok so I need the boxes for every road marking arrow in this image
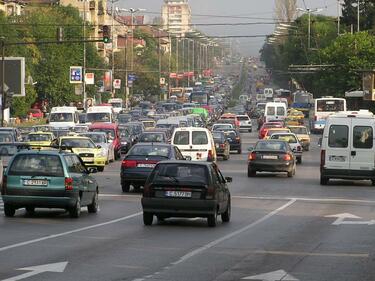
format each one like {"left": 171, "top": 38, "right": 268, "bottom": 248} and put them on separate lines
{"left": 1, "top": 261, "right": 68, "bottom": 281}
{"left": 242, "top": 269, "right": 299, "bottom": 280}
{"left": 325, "top": 213, "right": 375, "bottom": 225}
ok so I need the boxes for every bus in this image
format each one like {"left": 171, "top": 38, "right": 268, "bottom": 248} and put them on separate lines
{"left": 291, "top": 91, "right": 313, "bottom": 117}
{"left": 311, "top": 97, "right": 347, "bottom": 133}
{"left": 190, "top": 91, "right": 209, "bottom": 105}
{"left": 275, "top": 89, "right": 292, "bottom": 106}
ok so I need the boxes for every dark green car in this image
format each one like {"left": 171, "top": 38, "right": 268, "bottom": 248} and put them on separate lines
{"left": 1, "top": 150, "right": 99, "bottom": 218}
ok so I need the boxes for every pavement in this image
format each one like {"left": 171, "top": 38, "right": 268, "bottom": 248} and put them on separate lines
{"left": 1, "top": 127, "right": 375, "bottom": 281}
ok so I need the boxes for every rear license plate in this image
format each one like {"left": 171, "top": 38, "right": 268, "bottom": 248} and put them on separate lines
{"left": 329, "top": 156, "right": 346, "bottom": 162}
{"left": 263, "top": 155, "right": 278, "bottom": 160}
{"left": 23, "top": 179, "right": 48, "bottom": 186}
{"left": 165, "top": 191, "right": 192, "bottom": 198}
{"left": 137, "top": 163, "right": 156, "bottom": 168}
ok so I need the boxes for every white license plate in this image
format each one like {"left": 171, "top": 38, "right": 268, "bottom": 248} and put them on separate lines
{"left": 82, "top": 157, "right": 94, "bottom": 162}
{"left": 23, "top": 179, "right": 48, "bottom": 186}
{"left": 137, "top": 163, "right": 156, "bottom": 168}
{"left": 263, "top": 155, "right": 278, "bottom": 160}
{"left": 165, "top": 191, "right": 192, "bottom": 198}
{"left": 329, "top": 156, "right": 346, "bottom": 162}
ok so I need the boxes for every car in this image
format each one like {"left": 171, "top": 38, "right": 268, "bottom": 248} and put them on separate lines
{"left": 141, "top": 161, "right": 232, "bottom": 227}
{"left": 263, "top": 128, "right": 291, "bottom": 139}
{"left": 0, "top": 143, "right": 28, "bottom": 168}
{"left": 211, "top": 123, "right": 234, "bottom": 131}
{"left": 138, "top": 131, "right": 168, "bottom": 143}
{"left": 28, "top": 108, "right": 43, "bottom": 118}
{"left": 220, "top": 113, "right": 240, "bottom": 128}
{"left": 270, "top": 133, "right": 303, "bottom": 164}
{"left": 121, "top": 143, "right": 185, "bottom": 193}
{"left": 26, "top": 131, "right": 55, "bottom": 147}
{"left": 258, "top": 122, "right": 283, "bottom": 139}
{"left": 0, "top": 127, "right": 21, "bottom": 142}
{"left": 81, "top": 132, "right": 115, "bottom": 163}
{"left": 119, "top": 127, "right": 133, "bottom": 154}
{"left": 2, "top": 150, "right": 99, "bottom": 218}
{"left": 117, "top": 114, "right": 132, "bottom": 124}
{"left": 212, "top": 131, "right": 230, "bottom": 160}
{"left": 288, "top": 125, "right": 311, "bottom": 151}
{"left": 221, "top": 129, "right": 242, "bottom": 154}
{"left": 236, "top": 115, "right": 252, "bottom": 132}
{"left": 247, "top": 140, "right": 296, "bottom": 177}
{"left": 89, "top": 123, "right": 122, "bottom": 160}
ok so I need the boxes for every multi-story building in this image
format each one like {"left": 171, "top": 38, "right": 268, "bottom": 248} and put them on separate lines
{"left": 161, "top": 0, "right": 191, "bottom": 37}
{"left": 0, "top": 0, "right": 24, "bottom": 16}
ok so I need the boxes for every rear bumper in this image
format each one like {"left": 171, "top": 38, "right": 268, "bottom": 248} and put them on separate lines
{"left": 229, "top": 143, "right": 241, "bottom": 150}
{"left": 2, "top": 192, "right": 78, "bottom": 209}
{"left": 121, "top": 169, "right": 152, "bottom": 184}
{"left": 321, "top": 168, "right": 375, "bottom": 180}
{"left": 249, "top": 161, "right": 293, "bottom": 172}
{"left": 142, "top": 197, "right": 217, "bottom": 216}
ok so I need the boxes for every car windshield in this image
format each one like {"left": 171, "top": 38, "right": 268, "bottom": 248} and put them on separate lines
{"left": 256, "top": 141, "right": 287, "bottom": 151}
{"left": 28, "top": 134, "right": 52, "bottom": 141}
{"left": 139, "top": 133, "right": 164, "bottom": 143}
{"left": 213, "top": 124, "right": 232, "bottom": 130}
{"left": 0, "top": 133, "right": 13, "bottom": 142}
{"left": 0, "top": 144, "right": 18, "bottom": 156}
{"left": 271, "top": 134, "right": 297, "bottom": 143}
{"left": 83, "top": 134, "right": 106, "bottom": 144}
{"left": 212, "top": 132, "right": 223, "bottom": 140}
{"left": 118, "top": 115, "right": 132, "bottom": 123}
{"left": 8, "top": 154, "right": 64, "bottom": 177}
{"left": 60, "top": 138, "right": 95, "bottom": 148}
{"left": 152, "top": 164, "right": 208, "bottom": 185}
{"left": 50, "top": 113, "right": 73, "bottom": 122}
{"left": 129, "top": 145, "right": 170, "bottom": 157}
{"left": 267, "top": 129, "right": 290, "bottom": 136}
{"left": 91, "top": 129, "right": 115, "bottom": 140}
{"left": 173, "top": 131, "right": 189, "bottom": 145}
{"left": 86, "top": 113, "right": 111, "bottom": 122}
{"left": 237, "top": 116, "right": 249, "bottom": 121}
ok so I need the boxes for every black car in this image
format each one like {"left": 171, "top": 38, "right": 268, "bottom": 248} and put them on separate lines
{"left": 212, "top": 131, "right": 230, "bottom": 160}
{"left": 222, "top": 129, "right": 242, "bottom": 154}
{"left": 247, "top": 140, "right": 296, "bottom": 178}
{"left": 121, "top": 143, "right": 185, "bottom": 192}
{"left": 138, "top": 131, "right": 168, "bottom": 143}
{"left": 141, "top": 161, "right": 232, "bottom": 227}
{"left": 119, "top": 127, "right": 133, "bottom": 154}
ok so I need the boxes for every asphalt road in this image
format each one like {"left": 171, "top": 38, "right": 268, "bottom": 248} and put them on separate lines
{"left": 1, "top": 127, "right": 375, "bottom": 281}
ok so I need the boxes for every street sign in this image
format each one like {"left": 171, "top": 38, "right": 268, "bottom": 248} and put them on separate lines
{"left": 128, "top": 80, "right": 133, "bottom": 88}
{"left": 128, "top": 74, "right": 137, "bottom": 81}
{"left": 70, "top": 66, "right": 82, "bottom": 84}
{"left": 85, "top": 73, "right": 95, "bottom": 85}
{"left": 113, "top": 79, "right": 121, "bottom": 89}
{"left": 0, "top": 57, "right": 25, "bottom": 96}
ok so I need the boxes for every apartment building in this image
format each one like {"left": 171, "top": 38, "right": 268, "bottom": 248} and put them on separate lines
{"left": 161, "top": 0, "right": 191, "bottom": 37}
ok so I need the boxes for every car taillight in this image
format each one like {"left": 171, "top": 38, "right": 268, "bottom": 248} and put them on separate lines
{"left": 235, "top": 136, "right": 240, "bottom": 141}
{"left": 220, "top": 143, "right": 225, "bottom": 149}
{"left": 65, "top": 177, "right": 73, "bottom": 191}
{"left": 320, "top": 150, "right": 326, "bottom": 171}
{"left": 283, "top": 154, "right": 292, "bottom": 161}
{"left": 2, "top": 175, "right": 7, "bottom": 194}
{"left": 206, "top": 186, "right": 214, "bottom": 199}
{"left": 248, "top": 152, "right": 257, "bottom": 161}
{"left": 297, "top": 146, "right": 302, "bottom": 151}
{"left": 122, "top": 160, "right": 137, "bottom": 168}
{"left": 207, "top": 150, "right": 213, "bottom": 162}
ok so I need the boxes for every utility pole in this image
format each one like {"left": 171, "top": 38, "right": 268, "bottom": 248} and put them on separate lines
{"left": 83, "top": 0, "right": 87, "bottom": 108}
{"left": 357, "top": 0, "right": 360, "bottom": 32}
{"left": 297, "top": 7, "right": 324, "bottom": 49}
{"left": 337, "top": 0, "right": 340, "bottom": 35}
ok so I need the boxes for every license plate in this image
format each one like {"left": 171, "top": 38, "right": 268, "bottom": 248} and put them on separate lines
{"left": 137, "top": 163, "right": 156, "bottom": 168}
{"left": 263, "top": 155, "right": 278, "bottom": 160}
{"left": 23, "top": 179, "right": 48, "bottom": 186}
{"left": 165, "top": 191, "right": 192, "bottom": 198}
{"left": 82, "top": 157, "right": 94, "bottom": 162}
{"left": 215, "top": 143, "right": 219, "bottom": 148}
{"left": 329, "top": 156, "right": 346, "bottom": 162}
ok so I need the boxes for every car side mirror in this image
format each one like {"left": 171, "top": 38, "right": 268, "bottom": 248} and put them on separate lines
{"left": 87, "top": 167, "right": 98, "bottom": 174}
{"left": 225, "top": 176, "right": 232, "bottom": 183}
{"left": 247, "top": 146, "right": 254, "bottom": 151}
{"left": 96, "top": 145, "right": 102, "bottom": 149}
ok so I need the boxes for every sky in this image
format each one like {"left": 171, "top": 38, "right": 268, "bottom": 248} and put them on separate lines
{"left": 117, "top": 0, "right": 339, "bottom": 56}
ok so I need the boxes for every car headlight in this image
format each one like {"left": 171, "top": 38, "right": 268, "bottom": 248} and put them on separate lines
{"left": 97, "top": 149, "right": 107, "bottom": 157}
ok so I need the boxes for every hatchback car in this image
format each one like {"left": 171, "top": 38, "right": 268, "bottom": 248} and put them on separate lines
{"left": 121, "top": 143, "right": 185, "bottom": 192}
{"left": 141, "top": 161, "right": 232, "bottom": 227}
{"left": 2, "top": 150, "right": 99, "bottom": 218}
{"left": 247, "top": 140, "right": 296, "bottom": 177}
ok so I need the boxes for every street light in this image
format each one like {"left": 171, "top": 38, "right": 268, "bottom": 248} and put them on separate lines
{"left": 297, "top": 7, "right": 324, "bottom": 49}
{"left": 351, "top": 0, "right": 360, "bottom": 32}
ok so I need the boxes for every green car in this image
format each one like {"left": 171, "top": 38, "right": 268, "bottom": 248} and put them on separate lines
{"left": 1, "top": 150, "right": 99, "bottom": 218}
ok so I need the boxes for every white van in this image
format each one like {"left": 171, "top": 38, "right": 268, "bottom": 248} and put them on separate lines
{"left": 108, "top": 98, "right": 123, "bottom": 114}
{"left": 172, "top": 127, "right": 217, "bottom": 162}
{"left": 264, "top": 88, "right": 274, "bottom": 99}
{"left": 86, "top": 106, "right": 114, "bottom": 124}
{"left": 264, "top": 102, "right": 287, "bottom": 122}
{"left": 49, "top": 106, "right": 79, "bottom": 128}
{"left": 320, "top": 110, "right": 375, "bottom": 185}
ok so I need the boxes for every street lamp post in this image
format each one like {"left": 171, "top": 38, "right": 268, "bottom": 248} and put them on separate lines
{"left": 297, "top": 7, "right": 324, "bottom": 49}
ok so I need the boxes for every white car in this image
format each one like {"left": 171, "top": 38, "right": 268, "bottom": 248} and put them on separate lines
{"left": 236, "top": 115, "right": 252, "bottom": 132}
{"left": 212, "top": 123, "right": 234, "bottom": 131}
{"left": 81, "top": 132, "right": 115, "bottom": 163}
{"left": 270, "top": 133, "right": 303, "bottom": 164}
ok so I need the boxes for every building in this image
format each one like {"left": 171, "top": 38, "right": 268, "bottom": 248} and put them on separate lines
{"left": 161, "top": 0, "right": 191, "bottom": 37}
{"left": 0, "top": 0, "right": 24, "bottom": 16}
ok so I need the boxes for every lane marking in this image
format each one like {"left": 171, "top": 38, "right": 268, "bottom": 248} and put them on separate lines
{"left": 233, "top": 195, "right": 375, "bottom": 204}
{"left": 252, "top": 250, "right": 369, "bottom": 258}
{"left": 0, "top": 212, "right": 142, "bottom": 253}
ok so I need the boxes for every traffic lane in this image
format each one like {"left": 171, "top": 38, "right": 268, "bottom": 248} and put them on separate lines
{"left": 0, "top": 198, "right": 288, "bottom": 281}
{"left": 0, "top": 195, "right": 141, "bottom": 249}
{"left": 143, "top": 199, "right": 375, "bottom": 281}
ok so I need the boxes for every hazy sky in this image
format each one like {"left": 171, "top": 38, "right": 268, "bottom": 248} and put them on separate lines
{"left": 117, "top": 0, "right": 339, "bottom": 56}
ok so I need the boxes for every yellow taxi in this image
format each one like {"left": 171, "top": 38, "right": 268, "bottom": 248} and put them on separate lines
{"left": 264, "top": 128, "right": 291, "bottom": 140}
{"left": 287, "top": 109, "right": 305, "bottom": 124}
{"left": 27, "top": 131, "right": 55, "bottom": 147}
{"left": 288, "top": 125, "right": 311, "bottom": 151}
{"left": 51, "top": 136, "right": 106, "bottom": 172}
{"left": 284, "top": 117, "right": 300, "bottom": 127}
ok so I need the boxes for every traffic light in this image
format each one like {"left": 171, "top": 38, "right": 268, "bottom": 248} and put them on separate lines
{"left": 102, "top": 25, "right": 111, "bottom": 43}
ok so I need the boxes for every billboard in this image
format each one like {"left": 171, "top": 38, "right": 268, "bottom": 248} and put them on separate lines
{"left": 0, "top": 57, "right": 25, "bottom": 96}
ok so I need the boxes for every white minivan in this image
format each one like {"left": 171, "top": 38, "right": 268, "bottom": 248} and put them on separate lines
{"left": 264, "top": 102, "right": 287, "bottom": 122}
{"left": 172, "top": 127, "right": 217, "bottom": 162}
{"left": 320, "top": 110, "right": 375, "bottom": 185}
{"left": 86, "top": 106, "right": 114, "bottom": 124}
{"left": 49, "top": 106, "right": 79, "bottom": 128}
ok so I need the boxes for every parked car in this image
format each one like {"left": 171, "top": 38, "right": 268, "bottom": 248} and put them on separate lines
{"left": 212, "top": 131, "right": 230, "bottom": 160}
{"left": 2, "top": 150, "right": 99, "bottom": 218}
{"left": 121, "top": 143, "right": 185, "bottom": 192}
{"left": 141, "top": 161, "right": 232, "bottom": 227}
{"left": 270, "top": 133, "right": 303, "bottom": 164}
{"left": 247, "top": 140, "right": 296, "bottom": 177}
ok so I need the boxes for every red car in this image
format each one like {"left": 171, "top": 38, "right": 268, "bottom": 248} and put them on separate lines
{"left": 258, "top": 122, "right": 283, "bottom": 139}
{"left": 89, "top": 123, "right": 122, "bottom": 159}
{"left": 28, "top": 109, "right": 43, "bottom": 118}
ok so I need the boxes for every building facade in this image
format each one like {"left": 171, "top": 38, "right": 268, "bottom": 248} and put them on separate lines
{"left": 161, "top": 0, "right": 191, "bottom": 37}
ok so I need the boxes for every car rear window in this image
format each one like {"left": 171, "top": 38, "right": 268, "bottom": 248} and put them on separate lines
{"left": 28, "top": 134, "right": 52, "bottom": 141}
{"left": 328, "top": 125, "right": 348, "bottom": 148}
{"left": 192, "top": 131, "right": 208, "bottom": 145}
{"left": 173, "top": 131, "right": 189, "bottom": 145}
{"left": 152, "top": 164, "right": 208, "bottom": 185}
{"left": 129, "top": 145, "right": 170, "bottom": 158}
{"left": 266, "top": 107, "right": 275, "bottom": 115}
{"left": 289, "top": 127, "right": 308, "bottom": 134}
{"left": 237, "top": 116, "right": 249, "bottom": 121}
{"left": 271, "top": 134, "right": 297, "bottom": 143}
{"left": 139, "top": 133, "right": 164, "bottom": 142}
{"left": 256, "top": 141, "right": 287, "bottom": 151}
{"left": 8, "top": 154, "right": 64, "bottom": 177}
{"left": 0, "top": 145, "right": 18, "bottom": 156}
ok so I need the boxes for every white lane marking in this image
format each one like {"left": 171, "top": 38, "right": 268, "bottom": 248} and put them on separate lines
{"left": 233, "top": 195, "right": 375, "bottom": 204}
{"left": 0, "top": 212, "right": 142, "bottom": 253}
{"left": 172, "top": 199, "right": 296, "bottom": 265}
{"left": 242, "top": 269, "right": 298, "bottom": 280}
{"left": 325, "top": 213, "right": 375, "bottom": 225}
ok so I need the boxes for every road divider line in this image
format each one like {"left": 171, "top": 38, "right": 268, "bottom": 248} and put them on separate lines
{"left": 0, "top": 212, "right": 142, "bottom": 253}
{"left": 233, "top": 195, "right": 375, "bottom": 204}
{"left": 252, "top": 250, "right": 369, "bottom": 258}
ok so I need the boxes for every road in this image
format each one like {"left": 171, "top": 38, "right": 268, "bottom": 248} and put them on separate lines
{"left": 1, "top": 128, "right": 375, "bottom": 281}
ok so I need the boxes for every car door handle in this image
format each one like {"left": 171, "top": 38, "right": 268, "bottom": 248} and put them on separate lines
{"left": 351, "top": 151, "right": 356, "bottom": 156}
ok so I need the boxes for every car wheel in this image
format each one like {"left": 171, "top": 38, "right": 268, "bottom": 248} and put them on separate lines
{"left": 143, "top": 212, "right": 153, "bottom": 226}
{"left": 248, "top": 168, "right": 256, "bottom": 177}
{"left": 320, "top": 176, "right": 329, "bottom": 185}
{"left": 69, "top": 197, "right": 81, "bottom": 218}
{"left": 297, "top": 157, "right": 302, "bottom": 164}
{"left": 122, "top": 182, "right": 131, "bottom": 193}
{"left": 4, "top": 204, "right": 15, "bottom": 217}
{"left": 25, "top": 206, "right": 35, "bottom": 215}
{"left": 207, "top": 209, "right": 218, "bottom": 227}
{"left": 133, "top": 185, "right": 142, "bottom": 193}
{"left": 115, "top": 150, "right": 121, "bottom": 160}
{"left": 287, "top": 168, "right": 294, "bottom": 178}
{"left": 221, "top": 199, "right": 231, "bottom": 223}
{"left": 97, "top": 166, "right": 104, "bottom": 172}
{"left": 87, "top": 190, "right": 99, "bottom": 213}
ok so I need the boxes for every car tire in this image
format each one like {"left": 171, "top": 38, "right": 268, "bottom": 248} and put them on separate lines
{"left": 122, "top": 182, "right": 130, "bottom": 193}
{"left": 97, "top": 166, "right": 104, "bottom": 172}
{"left": 207, "top": 209, "right": 218, "bottom": 227}
{"left": 4, "top": 204, "right": 15, "bottom": 217}
{"left": 248, "top": 168, "right": 256, "bottom": 177}
{"left": 87, "top": 190, "right": 99, "bottom": 213}
{"left": 25, "top": 206, "right": 35, "bottom": 215}
{"left": 297, "top": 157, "right": 302, "bottom": 164}
{"left": 287, "top": 168, "right": 295, "bottom": 178}
{"left": 320, "top": 176, "right": 329, "bottom": 185}
{"left": 115, "top": 150, "right": 121, "bottom": 160}
{"left": 69, "top": 197, "right": 81, "bottom": 218}
{"left": 143, "top": 212, "right": 153, "bottom": 226}
{"left": 221, "top": 200, "right": 231, "bottom": 223}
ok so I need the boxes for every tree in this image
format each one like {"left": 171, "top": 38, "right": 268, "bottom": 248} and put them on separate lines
{"left": 341, "top": 0, "right": 375, "bottom": 31}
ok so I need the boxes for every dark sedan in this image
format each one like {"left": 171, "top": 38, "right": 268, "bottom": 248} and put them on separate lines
{"left": 141, "top": 161, "right": 232, "bottom": 227}
{"left": 212, "top": 131, "right": 230, "bottom": 160}
{"left": 247, "top": 140, "right": 296, "bottom": 178}
{"left": 138, "top": 131, "right": 168, "bottom": 143}
{"left": 222, "top": 129, "right": 242, "bottom": 154}
{"left": 121, "top": 143, "right": 185, "bottom": 192}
